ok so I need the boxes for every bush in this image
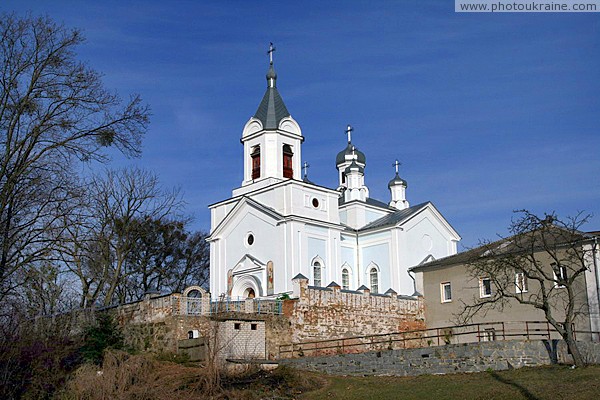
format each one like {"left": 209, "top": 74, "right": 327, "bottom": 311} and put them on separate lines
{"left": 80, "top": 313, "right": 124, "bottom": 364}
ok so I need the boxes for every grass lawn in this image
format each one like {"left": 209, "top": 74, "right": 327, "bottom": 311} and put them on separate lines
{"left": 300, "top": 365, "right": 600, "bottom": 400}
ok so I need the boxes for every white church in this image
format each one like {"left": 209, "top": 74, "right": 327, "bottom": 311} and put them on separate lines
{"left": 208, "top": 50, "right": 461, "bottom": 299}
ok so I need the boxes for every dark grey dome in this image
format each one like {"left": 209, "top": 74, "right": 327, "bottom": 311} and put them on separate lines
{"left": 266, "top": 64, "right": 277, "bottom": 81}
{"left": 388, "top": 173, "right": 407, "bottom": 188}
{"left": 344, "top": 160, "right": 364, "bottom": 174}
{"left": 336, "top": 143, "right": 366, "bottom": 165}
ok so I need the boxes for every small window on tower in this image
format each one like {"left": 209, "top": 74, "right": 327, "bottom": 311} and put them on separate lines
{"left": 251, "top": 146, "right": 261, "bottom": 180}
{"left": 283, "top": 145, "right": 293, "bottom": 179}
{"left": 312, "top": 198, "right": 319, "bottom": 208}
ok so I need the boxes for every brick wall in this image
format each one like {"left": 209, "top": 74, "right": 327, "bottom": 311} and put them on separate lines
{"left": 218, "top": 320, "right": 266, "bottom": 359}
{"left": 109, "top": 283, "right": 424, "bottom": 361}
{"left": 286, "top": 277, "right": 424, "bottom": 345}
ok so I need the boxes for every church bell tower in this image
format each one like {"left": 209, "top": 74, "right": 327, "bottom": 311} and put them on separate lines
{"left": 239, "top": 44, "right": 303, "bottom": 189}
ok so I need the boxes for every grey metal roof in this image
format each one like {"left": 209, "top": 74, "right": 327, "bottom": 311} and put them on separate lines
{"left": 292, "top": 273, "right": 308, "bottom": 280}
{"left": 410, "top": 226, "right": 598, "bottom": 272}
{"left": 336, "top": 143, "right": 366, "bottom": 165}
{"left": 344, "top": 160, "right": 364, "bottom": 174}
{"left": 253, "top": 64, "right": 290, "bottom": 130}
{"left": 359, "top": 201, "right": 430, "bottom": 231}
{"left": 388, "top": 173, "right": 408, "bottom": 188}
{"left": 338, "top": 196, "right": 394, "bottom": 211}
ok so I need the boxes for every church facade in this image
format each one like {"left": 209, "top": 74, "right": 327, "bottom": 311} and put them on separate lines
{"left": 208, "top": 56, "right": 461, "bottom": 299}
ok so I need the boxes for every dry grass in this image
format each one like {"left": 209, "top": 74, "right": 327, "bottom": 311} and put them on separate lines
{"left": 58, "top": 350, "right": 317, "bottom": 400}
{"left": 58, "top": 350, "right": 222, "bottom": 399}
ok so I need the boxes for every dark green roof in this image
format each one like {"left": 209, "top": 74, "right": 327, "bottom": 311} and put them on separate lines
{"left": 253, "top": 64, "right": 290, "bottom": 130}
{"left": 336, "top": 143, "right": 366, "bottom": 165}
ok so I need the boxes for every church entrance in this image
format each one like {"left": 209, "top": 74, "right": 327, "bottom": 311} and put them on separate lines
{"left": 230, "top": 275, "right": 263, "bottom": 299}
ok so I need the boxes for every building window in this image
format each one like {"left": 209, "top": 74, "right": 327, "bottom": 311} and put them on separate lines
{"left": 552, "top": 263, "right": 568, "bottom": 288}
{"left": 234, "top": 323, "right": 241, "bottom": 330}
{"left": 313, "top": 260, "right": 322, "bottom": 287}
{"left": 515, "top": 272, "right": 528, "bottom": 293}
{"left": 342, "top": 268, "right": 349, "bottom": 290}
{"left": 370, "top": 268, "right": 378, "bottom": 294}
{"left": 251, "top": 146, "right": 261, "bottom": 179}
{"left": 479, "top": 277, "right": 492, "bottom": 298}
{"left": 482, "top": 328, "right": 496, "bottom": 342}
{"left": 441, "top": 282, "right": 452, "bottom": 303}
{"left": 283, "top": 144, "right": 293, "bottom": 178}
{"left": 312, "top": 198, "right": 319, "bottom": 208}
{"left": 251, "top": 323, "right": 257, "bottom": 331}
{"left": 246, "top": 233, "right": 254, "bottom": 247}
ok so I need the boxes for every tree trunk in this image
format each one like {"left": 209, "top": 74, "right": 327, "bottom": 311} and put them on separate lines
{"left": 564, "top": 327, "right": 585, "bottom": 367}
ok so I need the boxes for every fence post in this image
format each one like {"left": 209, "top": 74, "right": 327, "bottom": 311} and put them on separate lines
{"left": 477, "top": 323, "right": 481, "bottom": 342}
{"left": 547, "top": 321, "right": 550, "bottom": 339}
{"left": 502, "top": 322, "right": 505, "bottom": 340}
{"left": 526, "top": 321, "right": 530, "bottom": 340}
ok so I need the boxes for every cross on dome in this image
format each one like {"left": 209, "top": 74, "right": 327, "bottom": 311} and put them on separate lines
{"left": 393, "top": 159, "right": 402, "bottom": 174}
{"left": 267, "top": 42, "right": 276, "bottom": 64}
{"left": 303, "top": 161, "right": 310, "bottom": 179}
{"left": 345, "top": 124, "right": 353, "bottom": 143}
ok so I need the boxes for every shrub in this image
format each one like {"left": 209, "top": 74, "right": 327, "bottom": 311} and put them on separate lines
{"left": 80, "top": 313, "right": 124, "bottom": 364}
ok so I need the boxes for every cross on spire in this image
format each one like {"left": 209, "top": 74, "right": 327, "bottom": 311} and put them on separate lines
{"left": 303, "top": 162, "right": 310, "bottom": 179}
{"left": 393, "top": 159, "right": 402, "bottom": 174}
{"left": 345, "top": 124, "right": 353, "bottom": 143}
{"left": 267, "top": 42, "right": 276, "bottom": 64}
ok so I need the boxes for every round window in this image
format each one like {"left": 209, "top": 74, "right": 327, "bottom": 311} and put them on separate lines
{"left": 247, "top": 233, "right": 254, "bottom": 246}
{"left": 312, "top": 198, "right": 319, "bottom": 208}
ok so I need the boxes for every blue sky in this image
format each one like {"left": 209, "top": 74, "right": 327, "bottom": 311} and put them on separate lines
{"left": 2, "top": 1, "right": 599, "bottom": 249}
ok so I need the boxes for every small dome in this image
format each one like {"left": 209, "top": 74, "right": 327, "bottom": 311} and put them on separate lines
{"left": 344, "top": 160, "right": 364, "bottom": 174}
{"left": 266, "top": 64, "right": 277, "bottom": 81}
{"left": 388, "top": 173, "right": 407, "bottom": 188}
{"left": 336, "top": 143, "right": 366, "bottom": 165}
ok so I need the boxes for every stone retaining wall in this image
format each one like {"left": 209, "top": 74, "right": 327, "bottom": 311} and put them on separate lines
{"left": 281, "top": 340, "right": 600, "bottom": 376}
{"left": 287, "top": 276, "right": 424, "bottom": 344}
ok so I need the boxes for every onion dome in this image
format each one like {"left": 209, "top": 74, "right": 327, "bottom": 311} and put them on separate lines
{"left": 388, "top": 173, "right": 407, "bottom": 188}
{"left": 336, "top": 143, "right": 366, "bottom": 165}
{"left": 344, "top": 159, "right": 364, "bottom": 174}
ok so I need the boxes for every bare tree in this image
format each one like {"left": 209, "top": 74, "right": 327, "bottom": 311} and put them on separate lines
{"left": 0, "top": 14, "right": 149, "bottom": 299}
{"left": 58, "top": 167, "right": 183, "bottom": 306}
{"left": 124, "top": 218, "right": 210, "bottom": 299}
{"left": 460, "top": 210, "right": 598, "bottom": 367}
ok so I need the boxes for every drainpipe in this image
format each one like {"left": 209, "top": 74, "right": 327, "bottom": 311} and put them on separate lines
{"left": 408, "top": 269, "right": 422, "bottom": 297}
{"left": 355, "top": 228, "right": 360, "bottom": 287}
{"left": 593, "top": 237, "right": 600, "bottom": 340}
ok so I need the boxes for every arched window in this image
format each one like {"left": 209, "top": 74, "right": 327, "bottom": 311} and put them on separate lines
{"left": 370, "top": 268, "right": 379, "bottom": 294}
{"left": 342, "top": 268, "right": 349, "bottom": 290}
{"left": 313, "top": 260, "right": 322, "bottom": 287}
{"left": 251, "top": 145, "right": 261, "bottom": 179}
{"left": 283, "top": 144, "right": 293, "bottom": 178}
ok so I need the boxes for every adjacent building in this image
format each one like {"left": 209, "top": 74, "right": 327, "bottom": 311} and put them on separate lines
{"left": 410, "top": 226, "right": 600, "bottom": 341}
